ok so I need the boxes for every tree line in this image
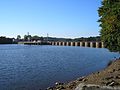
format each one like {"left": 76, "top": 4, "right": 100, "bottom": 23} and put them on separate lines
{"left": 0, "top": 36, "right": 13, "bottom": 44}
{"left": 16, "top": 34, "right": 101, "bottom": 42}
{"left": 17, "top": 35, "right": 44, "bottom": 41}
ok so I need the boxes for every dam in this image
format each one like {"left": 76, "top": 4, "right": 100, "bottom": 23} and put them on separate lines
{"left": 50, "top": 41, "right": 104, "bottom": 48}
{"left": 18, "top": 41, "right": 104, "bottom": 48}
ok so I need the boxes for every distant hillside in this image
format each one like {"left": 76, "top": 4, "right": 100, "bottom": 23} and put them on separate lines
{"left": 44, "top": 36, "right": 101, "bottom": 42}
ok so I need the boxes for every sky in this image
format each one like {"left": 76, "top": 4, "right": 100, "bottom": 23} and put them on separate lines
{"left": 0, "top": 0, "right": 102, "bottom": 38}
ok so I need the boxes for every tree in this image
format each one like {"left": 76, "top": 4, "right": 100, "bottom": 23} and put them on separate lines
{"left": 24, "top": 35, "right": 32, "bottom": 41}
{"left": 24, "top": 35, "right": 27, "bottom": 41}
{"left": 17, "top": 35, "right": 21, "bottom": 40}
{"left": 98, "top": 0, "right": 120, "bottom": 52}
{"left": 31, "top": 35, "right": 40, "bottom": 41}
{"left": 27, "top": 35, "right": 32, "bottom": 41}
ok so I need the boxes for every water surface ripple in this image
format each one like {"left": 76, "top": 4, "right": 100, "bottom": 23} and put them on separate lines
{"left": 0, "top": 44, "right": 119, "bottom": 90}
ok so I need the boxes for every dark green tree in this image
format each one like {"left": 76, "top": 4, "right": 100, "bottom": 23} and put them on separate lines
{"left": 24, "top": 35, "right": 28, "bottom": 41}
{"left": 31, "top": 35, "right": 44, "bottom": 41}
{"left": 17, "top": 35, "right": 21, "bottom": 40}
{"left": 31, "top": 35, "right": 41, "bottom": 41}
{"left": 98, "top": 0, "right": 120, "bottom": 52}
{"left": 24, "top": 35, "right": 32, "bottom": 41}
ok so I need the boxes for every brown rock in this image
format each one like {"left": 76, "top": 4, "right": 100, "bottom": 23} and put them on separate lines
{"left": 77, "top": 77, "right": 84, "bottom": 81}
{"left": 106, "top": 80, "right": 119, "bottom": 86}
{"left": 104, "top": 76, "right": 114, "bottom": 80}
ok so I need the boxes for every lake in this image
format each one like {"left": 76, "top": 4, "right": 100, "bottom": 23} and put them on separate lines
{"left": 0, "top": 44, "right": 119, "bottom": 90}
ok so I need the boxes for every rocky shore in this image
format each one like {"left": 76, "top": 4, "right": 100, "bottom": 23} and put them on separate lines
{"left": 47, "top": 59, "right": 120, "bottom": 90}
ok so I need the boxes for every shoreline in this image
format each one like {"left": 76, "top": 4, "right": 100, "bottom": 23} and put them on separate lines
{"left": 47, "top": 58, "right": 120, "bottom": 90}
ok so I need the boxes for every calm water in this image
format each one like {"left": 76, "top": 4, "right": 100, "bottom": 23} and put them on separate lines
{"left": 0, "top": 44, "right": 119, "bottom": 90}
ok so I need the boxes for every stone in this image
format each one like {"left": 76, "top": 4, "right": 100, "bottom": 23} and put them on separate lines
{"left": 77, "top": 77, "right": 84, "bottom": 81}
{"left": 82, "top": 85, "right": 87, "bottom": 89}
{"left": 56, "top": 85, "right": 65, "bottom": 90}
{"left": 106, "top": 80, "right": 119, "bottom": 86}
{"left": 104, "top": 76, "right": 113, "bottom": 80}
{"left": 55, "top": 82, "right": 64, "bottom": 86}
{"left": 46, "top": 87, "right": 53, "bottom": 90}
{"left": 108, "top": 81, "right": 115, "bottom": 86}
{"left": 82, "top": 78, "right": 87, "bottom": 82}
{"left": 67, "top": 82, "right": 76, "bottom": 89}
{"left": 113, "top": 69, "right": 116, "bottom": 72}
{"left": 115, "top": 76, "right": 120, "bottom": 79}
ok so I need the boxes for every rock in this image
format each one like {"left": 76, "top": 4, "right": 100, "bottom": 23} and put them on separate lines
{"left": 55, "top": 82, "right": 59, "bottom": 85}
{"left": 55, "top": 82, "right": 64, "bottom": 86}
{"left": 106, "top": 81, "right": 112, "bottom": 86}
{"left": 97, "top": 71, "right": 100, "bottom": 74}
{"left": 113, "top": 69, "right": 116, "bottom": 72}
{"left": 104, "top": 76, "right": 113, "bottom": 80}
{"left": 101, "top": 81, "right": 106, "bottom": 84}
{"left": 67, "top": 82, "right": 76, "bottom": 89}
{"left": 60, "top": 86, "right": 65, "bottom": 89}
{"left": 77, "top": 77, "right": 84, "bottom": 81}
{"left": 115, "top": 76, "right": 120, "bottom": 79}
{"left": 55, "top": 84, "right": 66, "bottom": 90}
{"left": 82, "top": 78, "right": 87, "bottom": 82}
{"left": 82, "top": 85, "right": 87, "bottom": 89}
{"left": 106, "top": 80, "right": 119, "bottom": 86}
{"left": 108, "top": 81, "right": 115, "bottom": 86}
{"left": 46, "top": 87, "right": 53, "bottom": 90}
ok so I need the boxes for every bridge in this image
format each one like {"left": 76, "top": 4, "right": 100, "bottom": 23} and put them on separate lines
{"left": 18, "top": 41, "right": 104, "bottom": 48}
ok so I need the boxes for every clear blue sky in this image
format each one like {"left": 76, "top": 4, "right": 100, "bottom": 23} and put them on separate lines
{"left": 0, "top": 0, "right": 102, "bottom": 38}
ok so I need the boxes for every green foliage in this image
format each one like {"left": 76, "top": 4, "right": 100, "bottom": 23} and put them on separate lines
{"left": 17, "top": 35, "right": 21, "bottom": 40}
{"left": 98, "top": 0, "right": 120, "bottom": 52}
{"left": 31, "top": 35, "right": 44, "bottom": 41}
{"left": 23, "top": 35, "right": 44, "bottom": 41}
{"left": 24, "top": 35, "right": 32, "bottom": 41}
{"left": 74, "top": 36, "right": 101, "bottom": 42}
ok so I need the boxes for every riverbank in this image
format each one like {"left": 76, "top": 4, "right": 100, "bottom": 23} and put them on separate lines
{"left": 47, "top": 59, "right": 120, "bottom": 90}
